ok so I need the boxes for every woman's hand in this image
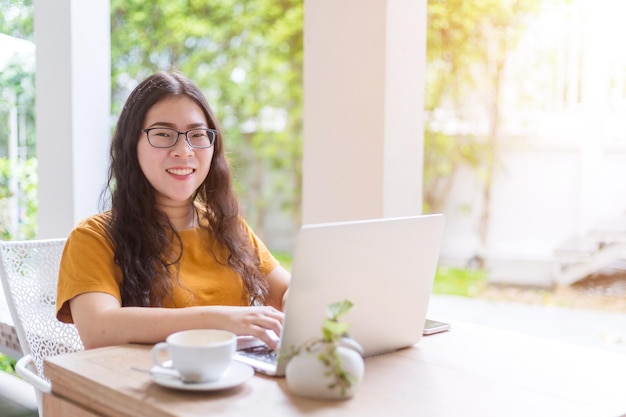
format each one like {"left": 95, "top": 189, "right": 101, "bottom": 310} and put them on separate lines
{"left": 215, "top": 305, "right": 284, "bottom": 349}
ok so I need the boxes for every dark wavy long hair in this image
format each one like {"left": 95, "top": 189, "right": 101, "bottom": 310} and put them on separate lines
{"left": 101, "top": 71, "right": 268, "bottom": 307}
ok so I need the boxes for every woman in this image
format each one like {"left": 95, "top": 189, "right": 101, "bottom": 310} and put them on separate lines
{"left": 56, "top": 71, "right": 290, "bottom": 350}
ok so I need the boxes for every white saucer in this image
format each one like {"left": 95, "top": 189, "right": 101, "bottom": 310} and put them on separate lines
{"left": 150, "top": 362, "right": 254, "bottom": 391}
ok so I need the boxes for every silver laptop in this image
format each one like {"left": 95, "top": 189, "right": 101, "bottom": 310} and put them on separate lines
{"left": 235, "top": 214, "right": 445, "bottom": 376}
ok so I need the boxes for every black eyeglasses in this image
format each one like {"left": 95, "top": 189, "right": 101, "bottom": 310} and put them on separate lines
{"left": 142, "top": 127, "right": 217, "bottom": 149}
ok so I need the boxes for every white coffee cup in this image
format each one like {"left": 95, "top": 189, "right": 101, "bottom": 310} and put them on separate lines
{"left": 151, "top": 329, "right": 236, "bottom": 383}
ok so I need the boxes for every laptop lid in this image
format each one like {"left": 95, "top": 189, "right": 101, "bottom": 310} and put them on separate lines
{"left": 236, "top": 214, "right": 445, "bottom": 376}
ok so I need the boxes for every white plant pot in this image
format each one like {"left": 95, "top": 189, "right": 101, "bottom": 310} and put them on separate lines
{"left": 285, "top": 343, "right": 365, "bottom": 400}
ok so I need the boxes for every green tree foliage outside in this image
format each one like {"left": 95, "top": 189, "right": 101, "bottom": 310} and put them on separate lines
{"left": 0, "top": 59, "right": 36, "bottom": 159}
{"left": 0, "top": 157, "right": 37, "bottom": 239}
{"left": 0, "top": 353, "right": 15, "bottom": 374}
{"left": 0, "top": 0, "right": 32, "bottom": 40}
{"left": 433, "top": 266, "right": 487, "bottom": 297}
{"left": 1, "top": 0, "right": 37, "bottom": 240}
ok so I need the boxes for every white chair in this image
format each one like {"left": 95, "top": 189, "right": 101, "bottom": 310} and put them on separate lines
{"left": 0, "top": 238, "right": 84, "bottom": 416}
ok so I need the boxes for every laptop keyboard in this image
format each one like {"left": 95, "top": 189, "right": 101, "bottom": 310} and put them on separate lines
{"left": 239, "top": 345, "right": 278, "bottom": 365}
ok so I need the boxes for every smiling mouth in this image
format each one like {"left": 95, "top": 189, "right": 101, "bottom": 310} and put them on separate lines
{"left": 166, "top": 168, "right": 195, "bottom": 175}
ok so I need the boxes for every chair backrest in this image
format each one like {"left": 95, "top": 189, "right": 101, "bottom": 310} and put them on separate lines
{"left": 0, "top": 238, "right": 83, "bottom": 380}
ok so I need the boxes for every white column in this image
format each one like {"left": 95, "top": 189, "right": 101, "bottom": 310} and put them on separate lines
{"left": 34, "top": 0, "right": 111, "bottom": 239}
{"left": 302, "top": 0, "right": 426, "bottom": 224}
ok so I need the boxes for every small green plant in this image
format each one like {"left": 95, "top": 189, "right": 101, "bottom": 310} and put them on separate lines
{"left": 317, "top": 300, "right": 359, "bottom": 395}
{"left": 286, "top": 300, "right": 361, "bottom": 397}
{"left": 321, "top": 300, "right": 353, "bottom": 343}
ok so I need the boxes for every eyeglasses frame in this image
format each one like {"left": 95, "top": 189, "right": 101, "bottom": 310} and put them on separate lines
{"left": 141, "top": 127, "right": 217, "bottom": 149}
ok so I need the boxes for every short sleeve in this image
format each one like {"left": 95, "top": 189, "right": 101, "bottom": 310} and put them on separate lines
{"left": 56, "top": 213, "right": 123, "bottom": 323}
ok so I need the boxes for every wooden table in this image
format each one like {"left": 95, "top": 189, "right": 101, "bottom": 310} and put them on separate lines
{"left": 42, "top": 322, "right": 626, "bottom": 417}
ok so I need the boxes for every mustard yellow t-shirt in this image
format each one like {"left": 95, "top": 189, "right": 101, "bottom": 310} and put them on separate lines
{"left": 56, "top": 212, "right": 279, "bottom": 323}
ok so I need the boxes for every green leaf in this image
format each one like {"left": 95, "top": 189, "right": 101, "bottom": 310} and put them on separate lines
{"left": 326, "top": 299, "right": 353, "bottom": 321}
{"left": 321, "top": 319, "right": 350, "bottom": 342}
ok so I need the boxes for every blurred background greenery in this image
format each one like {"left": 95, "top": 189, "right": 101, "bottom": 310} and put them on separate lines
{"left": 0, "top": 354, "right": 14, "bottom": 374}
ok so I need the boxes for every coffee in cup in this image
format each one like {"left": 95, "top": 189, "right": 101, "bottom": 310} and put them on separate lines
{"left": 151, "top": 329, "right": 236, "bottom": 383}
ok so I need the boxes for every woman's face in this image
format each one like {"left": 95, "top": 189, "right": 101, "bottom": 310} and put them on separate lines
{"left": 137, "top": 95, "right": 214, "bottom": 206}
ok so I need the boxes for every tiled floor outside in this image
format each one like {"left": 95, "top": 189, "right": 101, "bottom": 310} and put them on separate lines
{"left": 428, "top": 294, "right": 626, "bottom": 355}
